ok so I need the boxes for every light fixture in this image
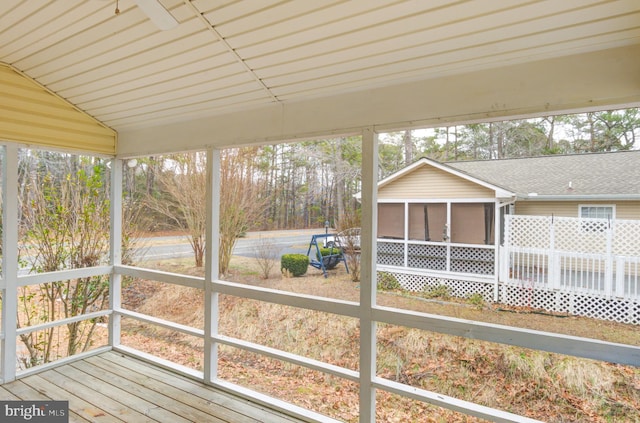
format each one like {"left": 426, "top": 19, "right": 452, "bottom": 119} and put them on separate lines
{"left": 133, "top": 0, "right": 179, "bottom": 31}
{"left": 107, "top": 0, "right": 179, "bottom": 31}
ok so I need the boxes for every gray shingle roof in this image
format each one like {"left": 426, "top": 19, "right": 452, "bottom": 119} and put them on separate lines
{"left": 445, "top": 151, "right": 640, "bottom": 197}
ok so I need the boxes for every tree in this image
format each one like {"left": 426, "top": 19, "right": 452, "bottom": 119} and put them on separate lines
{"left": 403, "top": 130, "right": 414, "bottom": 165}
{"left": 219, "top": 148, "right": 267, "bottom": 276}
{"left": 146, "top": 152, "right": 207, "bottom": 267}
{"left": 565, "top": 109, "right": 639, "bottom": 152}
{"left": 18, "top": 151, "right": 110, "bottom": 367}
{"left": 336, "top": 209, "right": 361, "bottom": 282}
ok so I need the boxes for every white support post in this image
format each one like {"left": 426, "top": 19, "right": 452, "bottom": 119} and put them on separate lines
{"left": 502, "top": 214, "right": 511, "bottom": 285}
{"left": 614, "top": 256, "right": 625, "bottom": 298}
{"left": 604, "top": 223, "right": 613, "bottom": 298}
{"left": 359, "top": 127, "right": 378, "bottom": 423}
{"left": 493, "top": 199, "right": 500, "bottom": 302}
{"left": 204, "top": 148, "right": 221, "bottom": 383}
{"left": 445, "top": 202, "right": 452, "bottom": 272}
{"left": 2, "top": 144, "right": 19, "bottom": 383}
{"left": 549, "top": 216, "right": 561, "bottom": 290}
{"left": 109, "top": 158, "right": 123, "bottom": 348}
{"left": 403, "top": 201, "right": 409, "bottom": 267}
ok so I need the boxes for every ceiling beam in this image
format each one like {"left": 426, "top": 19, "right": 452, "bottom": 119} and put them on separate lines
{"left": 117, "top": 44, "right": 640, "bottom": 156}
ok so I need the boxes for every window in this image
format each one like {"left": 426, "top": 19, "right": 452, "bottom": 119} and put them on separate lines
{"left": 378, "top": 203, "right": 404, "bottom": 239}
{"left": 579, "top": 204, "right": 615, "bottom": 232}
{"left": 450, "top": 203, "right": 495, "bottom": 245}
{"left": 579, "top": 205, "right": 615, "bottom": 220}
{"left": 408, "top": 203, "right": 446, "bottom": 241}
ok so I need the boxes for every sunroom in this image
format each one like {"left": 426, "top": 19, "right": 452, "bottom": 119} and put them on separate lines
{"left": 373, "top": 158, "right": 514, "bottom": 288}
{"left": 1, "top": 1, "right": 640, "bottom": 422}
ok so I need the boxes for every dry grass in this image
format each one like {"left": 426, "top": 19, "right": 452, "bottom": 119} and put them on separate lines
{"left": 121, "top": 256, "right": 640, "bottom": 422}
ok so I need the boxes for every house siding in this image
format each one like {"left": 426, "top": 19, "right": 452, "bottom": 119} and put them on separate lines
{"left": 515, "top": 200, "right": 640, "bottom": 220}
{"left": 0, "top": 63, "right": 116, "bottom": 154}
{"left": 378, "top": 164, "right": 494, "bottom": 199}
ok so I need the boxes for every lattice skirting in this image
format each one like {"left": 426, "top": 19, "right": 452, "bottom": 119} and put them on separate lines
{"left": 376, "top": 270, "right": 640, "bottom": 324}
{"left": 499, "top": 284, "right": 640, "bottom": 324}
{"left": 376, "top": 270, "right": 494, "bottom": 302}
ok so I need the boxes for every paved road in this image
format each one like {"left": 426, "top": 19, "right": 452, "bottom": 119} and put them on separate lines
{"left": 137, "top": 229, "right": 331, "bottom": 262}
{"left": 18, "top": 230, "right": 329, "bottom": 273}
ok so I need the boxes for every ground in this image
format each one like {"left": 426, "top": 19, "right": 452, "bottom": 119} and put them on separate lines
{"left": 120, "top": 255, "right": 640, "bottom": 422}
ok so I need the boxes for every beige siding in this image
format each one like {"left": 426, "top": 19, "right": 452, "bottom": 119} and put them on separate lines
{"left": 378, "top": 164, "right": 494, "bottom": 199}
{"left": 515, "top": 200, "right": 640, "bottom": 220}
{"left": 0, "top": 63, "right": 116, "bottom": 154}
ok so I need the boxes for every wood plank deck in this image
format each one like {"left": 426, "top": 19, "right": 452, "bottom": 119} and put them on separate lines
{"left": 0, "top": 352, "right": 302, "bottom": 423}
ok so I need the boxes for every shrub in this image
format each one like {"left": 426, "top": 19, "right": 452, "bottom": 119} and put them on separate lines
{"left": 422, "top": 284, "right": 451, "bottom": 300}
{"left": 281, "top": 254, "right": 309, "bottom": 277}
{"left": 253, "top": 236, "right": 280, "bottom": 279}
{"left": 467, "top": 293, "right": 485, "bottom": 309}
{"left": 377, "top": 272, "right": 401, "bottom": 291}
{"left": 318, "top": 247, "right": 342, "bottom": 257}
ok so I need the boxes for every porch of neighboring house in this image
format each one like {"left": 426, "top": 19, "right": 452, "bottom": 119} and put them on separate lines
{"left": 499, "top": 214, "right": 640, "bottom": 324}
{"left": 0, "top": 351, "right": 300, "bottom": 423}
{"left": 375, "top": 208, "right": 640, "bottom": 324}
{"left": 376, "top": 200, "right": 500, "bottom": 295}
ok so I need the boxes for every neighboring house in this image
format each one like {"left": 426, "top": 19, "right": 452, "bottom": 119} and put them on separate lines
{"left": 372, "top": 151, "right": 640, "bottom": 323}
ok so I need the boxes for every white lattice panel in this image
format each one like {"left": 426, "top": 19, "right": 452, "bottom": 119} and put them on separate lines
{"left": 407, "top": 244, "right": 446, "bottom": 270}
{"left": 506, "top": 215, "right": 551, "bottom": 248}
{"left": 500, "top": 285, "right": 564, "bottom": 311}
{"left": 377, "top": 271, "right": 494, "bottom": 301}
{"left": 572, "top": 296, "right": 638, "bottom": 324}
{"left": 615, "top": 220, "right": 640, "bottom": 256}
{"left": 554, "top": 218, "right": 609, "bottom": 253}
{"left": 499, "top": 285, "right": 639, "bottom": 324}
{"left": 506, "top": 215, "right": 640, "bottom": 256}
{"left": 450, "top": 246, "right": 494, "bottom": 275}
{"left": 377, "top": 242, "right": 404, "bottom": 266}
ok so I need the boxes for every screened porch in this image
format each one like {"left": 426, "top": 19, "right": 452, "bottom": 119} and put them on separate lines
{"left": 1, "top": 1, "right": 640, "bottom": 421}
{"left": 377, "top": 201, "right": 498, "bottom": 281}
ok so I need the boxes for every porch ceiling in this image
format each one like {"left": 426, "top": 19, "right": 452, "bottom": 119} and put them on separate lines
{"left": 1, "top": 0, "right": 640, "bottom": 155}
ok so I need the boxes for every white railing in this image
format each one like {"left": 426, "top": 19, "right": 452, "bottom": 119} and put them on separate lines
{"left": 503, "top": 215, "right": 640, "bottom": 301}
{"left": 4, "top": 260, "right": 640, "bottom": 422}
{"left": 503, "top": 247, "right": 640, "bottom": 300}
{"left": 377, "top": 239, "right": 495, "bottom": 277}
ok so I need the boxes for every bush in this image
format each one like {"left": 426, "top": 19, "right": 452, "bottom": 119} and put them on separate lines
{"left": 318, "top": 247, "right": 342, "bottom": 257}
{"left": 422, "top": 284, "right": 451, "bottom": 300}
{"left": 281, "top": 254, "right": 309, "bottom": 277}
{"left": 467, "top": 293, "right": 485, "bottom": 309}
{"left": 377, "top": 272, "right": 401, "bottom": 291}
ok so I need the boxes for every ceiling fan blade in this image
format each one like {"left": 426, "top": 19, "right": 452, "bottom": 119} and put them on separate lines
{"left": 133, "top": 0, "right": 178, "bottom": 30}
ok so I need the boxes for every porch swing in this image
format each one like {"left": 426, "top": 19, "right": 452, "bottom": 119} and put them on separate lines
{"left": 306, "top": 234, "right": 349, "bottom": 278}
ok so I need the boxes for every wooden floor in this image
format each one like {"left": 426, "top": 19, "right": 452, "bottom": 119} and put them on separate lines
{"left": 0, "top": 351, "right": 302, "bottom": 423}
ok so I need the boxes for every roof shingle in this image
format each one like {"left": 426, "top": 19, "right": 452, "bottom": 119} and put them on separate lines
{"left": 446, "top": 151, "right": 640, "bottom": 197}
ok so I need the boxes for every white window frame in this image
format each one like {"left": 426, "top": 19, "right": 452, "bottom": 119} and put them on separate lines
{"left": 579, "top": 204, "right": 616, "bottom": 220}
